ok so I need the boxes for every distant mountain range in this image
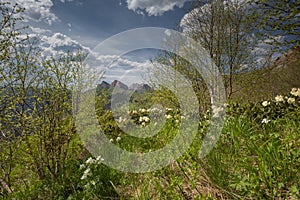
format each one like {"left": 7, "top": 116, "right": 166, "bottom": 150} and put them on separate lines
{"left": 95, "top": 80, "right": 153, "bottom": 110}
{"left": 97, "top": 80, "right": 152, "bottom": 94}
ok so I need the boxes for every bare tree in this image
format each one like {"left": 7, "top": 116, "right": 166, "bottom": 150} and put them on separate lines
{"left": 180, "top": 0, "right": 271, "bottom": 99}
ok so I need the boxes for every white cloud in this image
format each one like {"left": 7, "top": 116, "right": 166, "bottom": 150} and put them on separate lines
{"left": 109, "top": 59, "right": 153, "bottom": 84}
{"left": 85, "top": 53, "right": 154, "bottom": 84}
{"left": 59, "top": 0, "right": 75, "bottom": 3}
{"left": 7, "top": 0, "right": 59, "bottom": 25}
{"left": 28, "top": 27, "right": 92, "bottom": 56}
{"left": 30, "top": 27, "right": 52, "bottom": 35}
{"left": 126, "top": 0, "right": 193, "bottom": 16}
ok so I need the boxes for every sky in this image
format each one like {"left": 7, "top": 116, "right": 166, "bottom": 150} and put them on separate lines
{"left": 4, "top": 0, "right": 198, "bottom": 85}
{"left": 3, "top": 0, "right": 285, "bottom": 85}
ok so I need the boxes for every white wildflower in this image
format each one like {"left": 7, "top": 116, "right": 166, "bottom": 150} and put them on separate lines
{"left": 141, "top": 122, "right": 146, "bottom": 126}
{"left": 165, "top": 114, "right": 172, "bottom": 119}
{"left": 143, "top": 116, "right": 150, "bottom": 122}
{"left": 287, "top": 97, "right": 295, "bottom": 104}
{"left": 96, "top": 155, "right": 104, "bottom": 162}
{"left": 91, "top": 181, "right": 96, "bottom": 186}
{"left": 175, "top": 119, "right": 179, "bottom": 123}
{"left": 262, "top": 101, "right": 270, "bottom": 107}
{"left": 116, "top": 136, "right": 121, "bottom": 142}
{"left": 81, "top": 168, "right": 91, "bottom": 180}
{"left": 290, "top": 88, "right": 300, "bottom": 97}
{"left": 262, "top": 118, "right": 270, "bottom": 124}
{"left": 118, "top": 117, "right": 123, "bottom": 123}
{"left": 81, "top": 174, "right": 87, "bottom": 180}
{"left": 139, "top": 108, "right": 146, "bottom": 113}
{"left": 212, "top": 106, "right": 224, "bottom": 118}
{"left": 109, "top": 138, "right": 114, "bottom": 142}
{"left": 79, "top": 164, "right": 85, "bottom": 170}
{"left": 139, "top": 116, "right": 143, "bottom": 122}
{"left": 84, "top": 168, "right": 90, "bottom": 174}
{"left": 150, "top": 107, "right": 159, "bottom": 112}
{"left": 85, "top": 157, "right": 95, "bottom": 164}
{"left": 275, "top": 95, "right": 284, "bottom": 103}
{"left": 132, "top": 110, "right": 138, "bottom": 114}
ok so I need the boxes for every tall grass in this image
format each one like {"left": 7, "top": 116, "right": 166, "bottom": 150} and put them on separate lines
{"left": 3, "top": 89, "right": 299, "bottom": 199}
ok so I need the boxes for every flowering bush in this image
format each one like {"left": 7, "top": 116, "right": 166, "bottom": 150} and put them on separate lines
{"left": 74, "top": 156, "right": 121, "bottom": 199}
{"left": 87, "top": 87, "right": 299, "bottom": 199}
{"left": 204, "top": 88, "right": 300, "bottom": 199}
{"left": 226, "top": 88, "right": 299, "bottom": 125}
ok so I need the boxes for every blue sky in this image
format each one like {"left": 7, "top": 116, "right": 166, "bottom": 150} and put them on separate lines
{"left": 5, "top": 0, "right": 197, "bottom": 84}
{"left": 52, "top": 0, "right": 195, "bottom": 47}
{"left": 4, "top": 0, "right": 284, "bottom": 85}
{"left": 11, "top": 0, "right": 195, "bottom": 49}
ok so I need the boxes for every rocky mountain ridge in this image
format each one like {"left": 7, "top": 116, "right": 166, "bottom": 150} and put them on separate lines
{"left": 97, "top": 80, "right": 152, "bottom": 93}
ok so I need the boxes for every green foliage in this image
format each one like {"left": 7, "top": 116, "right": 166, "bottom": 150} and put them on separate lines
{"left": 204, "top": 88, "right": 300, "bottom": 199}
{"left": 69, "top": 156, "right": 121, "bottom": 199}
{"left": 253, "top": 0, "right": 300, "bottom": 47}
{"left": 0, "top": 1, "right": 299, "bottom": 199}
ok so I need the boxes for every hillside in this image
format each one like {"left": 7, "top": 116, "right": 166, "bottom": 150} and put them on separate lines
{"left": 231, "top": 47, "right": 300, "bottom": 102}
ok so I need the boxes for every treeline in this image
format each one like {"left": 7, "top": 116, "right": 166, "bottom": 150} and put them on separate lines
{"left": 0, "top": 2, "right": 85, "bottom": 197}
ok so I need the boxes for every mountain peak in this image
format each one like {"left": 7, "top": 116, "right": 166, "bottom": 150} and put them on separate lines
{"left": 111, "top": 80, "right": 128, "bottom": 90}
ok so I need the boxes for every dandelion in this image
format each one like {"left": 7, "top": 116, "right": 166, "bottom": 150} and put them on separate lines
{"left": 262, "top": 118, "right": 270, "bottom": 124}
{"left": 262, "top": 101, "right": 270, "bottom": 107}
{"left": 287, "top": 97, "right": 295, "bottom": 104}
{"left": 116, "top": 136, "right": 121, "bottom": 142}
{"left": 275, "top": 95, "right": 284, "bottom": 103}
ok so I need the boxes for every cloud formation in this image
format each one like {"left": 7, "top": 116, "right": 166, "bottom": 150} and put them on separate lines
{"left": 4, "top": 0, "right": 59, "bottom": 25}
{"left": 28, "top": 27, "right": 91, "bottom": 56}
{"left": 126, "top": 0, "right": 192, "bottom": 16}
